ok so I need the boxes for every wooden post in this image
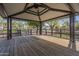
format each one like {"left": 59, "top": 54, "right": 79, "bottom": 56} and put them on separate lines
{"left": 28, "top": 29, "right": 29, "bottom": 35}
{"left": 7, "top": 18, "right": 10, "bottom": 40}
{"left": 39, "top": 21, "right": 42, "bottom": 35}
{"left": 60, "top": 28, "right": 62, "bottom": 38}
{"left": 36, "top": 26, "right": 38, "bottom": 35}
{"left": 30, "top": 29, "right": 32, "bottom": 35}
{"left": 37, "top": 7, "right": 42, "bottom": 35}
{"left": 9, "top": 17, "right": 12, "bottom": 39}
{"left": 68, "top": 13, "right": 76, "bottom": 51}
{"left": 45, "top": 29, "right": 47, "bottom": 35}
{"left": 31, "top": 29, "right": 32, "bottom": 35}
{"left": 51, "top": 27, "right": 53, "bottom": 36}
{"left": 7, "top": 17, "right": 12, "bottom": 40}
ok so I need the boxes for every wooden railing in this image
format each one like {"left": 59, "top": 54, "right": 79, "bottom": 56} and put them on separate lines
{"left": 0, "top": 29, "right": 79, "bottom": 40}
{"left": 24, "top": 29, "right": 70, "bottom": 39}
{"left": 25, "top": 29, "right": 79, "bottom": 40}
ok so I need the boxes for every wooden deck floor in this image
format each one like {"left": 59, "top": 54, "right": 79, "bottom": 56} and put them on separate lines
{"left": 0, "top": 35, "right": 79, "bottom": 56}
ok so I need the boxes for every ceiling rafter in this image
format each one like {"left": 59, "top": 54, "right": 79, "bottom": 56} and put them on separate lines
{"left": 39, "top": 8, "right": 47, "bottom": 14}
{"left": 28, "top": 9, "right": 37, "bottom": 13}
{"left": 1, "top": 3, "right": 77, "bottom": 22}
{"left": 25, "top": 10, "right": 38, "bottom": 16}
{"left": 24, "top": 3, "right": 29, "bottom": 10}
{"left": 25, "top": 4, "right": 49, "bottom": 16}
{"left": 7, "top": 3, "right": 71, "bottom": 17}
{"left": 65, "top": 3, "right": 75, "bottom": 13}
{"left": 7, "top": 3, "right": 49, "bottom": 17}
{"left": 43, "top": 14, "right": 70, "bottom": 22}
{"left": 26, "top": 10, "right": 37, "bottom": 14}
{"left": 0, "top": 3, "right": 8, "bottom": 17}
{"left": 8, "top": 10, "right": 25, "bottom": 17}
{"left": 40, "top": 3, "right": 72, "bottom": 13}
{"left": 37, "top": 7, "right": 42, "bottom": 21}
{"left": 6, "top": 17, "right": 39, "bottom": 22}
{"left": 40, "top": 9, "right": 49, "bottom": 15}
{"left": 8, "top": 4, "right": 34, "bottom": 17}
{"left": 24, "top": 5, "right": 34, "bottom": 11}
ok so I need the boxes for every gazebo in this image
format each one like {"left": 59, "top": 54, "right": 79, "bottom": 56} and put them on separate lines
{"left": 0, "top": 3, "right": 79, "bottom": 55}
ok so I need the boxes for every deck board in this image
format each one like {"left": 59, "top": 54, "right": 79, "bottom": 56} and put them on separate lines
{"left": 0, "top": 36, "right": 79, "bottom": 56}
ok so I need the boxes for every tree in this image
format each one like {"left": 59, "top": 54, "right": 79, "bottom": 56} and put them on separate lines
{"left": 27, "top": 21, "right": 39, "bottom": 28}
{"left": 46, "top": 20, "right": 59, "bottom": 35}
{"left": 61, "top": 19, "right": 69, "bottom": 30}
{"left": 12, "top": 21, "right": 24, "bottom": 30}
{"left": 27, "top": 21, "right": 40, "bottom": 34}
{"left": 75, "top": 22, "right": 79, "bottom": 30}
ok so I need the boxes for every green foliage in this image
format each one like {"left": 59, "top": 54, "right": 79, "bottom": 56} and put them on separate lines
{"left": 75, "top": 22, "right": 79, "bottom": 29}
{"left": 12, "top": 21, "right": 27, "bottom": 30}
{"left": 61, "top": 19, "right": 69, "bottom": 29}
{"left": 47, "top": 20, "right": 60, "bottom": 29}
{"left": 45, "top": 18, "right": 70, "bottom": 30}
{"left": 27, "top": 21, "right": 40, "bottom": 28}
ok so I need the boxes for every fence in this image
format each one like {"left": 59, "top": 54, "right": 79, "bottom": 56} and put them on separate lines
{"left": 25, "top": 29, "right": 70, "bottom": 39}
{"left": 0, "top": 29, "right": 79, "bottom": 40}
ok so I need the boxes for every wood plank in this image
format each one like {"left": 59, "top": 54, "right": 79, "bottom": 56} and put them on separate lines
{"left": 0, "top": 36, "right": 79, "bottom": 56}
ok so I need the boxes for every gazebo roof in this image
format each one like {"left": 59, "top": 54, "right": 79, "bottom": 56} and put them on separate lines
{"left": 0, "top": 3, "right": 79, "bottom": 21}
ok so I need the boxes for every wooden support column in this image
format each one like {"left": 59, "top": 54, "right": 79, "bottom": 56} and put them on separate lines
{"left": 66, "top": 3, "right": 76, "bottom": 51}
{"left": 68, "top": 13, "right": 76, "bottom": 51}
{"left": 51, "top": 26, "right": 53, "bottom": 36}
{"left": 9, "top": 17, "right": 12, "bottom": 39}
{"left": 37, "top": 7, "right": 42, "bottom": 35}
{"left": 39, "top": 21, "right": 42, "bottom": 35}
{"left": 45, "top": 29, "right": 47, "bottom": 35}
{"left": 7, "top": 18, "right": 10, "bottom": 40}
{"left": 30, "top": 29, "right": 32, "bottom": 35}
{"left": 7, "top": 17, "right": 12, "bottom": 40}
{"left": 36, "top": 26, "right": 38, "bottom": 35}
{"left": 27, "top": 29, "right": 29, "bottom": 35}
{"left": 60, "top": 28, "right": 62, "bottom": 38}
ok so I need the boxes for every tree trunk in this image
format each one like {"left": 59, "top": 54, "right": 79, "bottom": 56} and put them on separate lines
{"left": 45, "top": 29, "right": 47, "bottom": 35}
{"left": 30, "top": 29, "right": 32, "bottom": 35}
{"left": 60, "top": 28, "right": 62, "bottom": 38}
{"left": 51, "top": 26, "right": 53, "bottom": 36}
{"left": 36, "top": 26, "right": 38, "bottom": 35}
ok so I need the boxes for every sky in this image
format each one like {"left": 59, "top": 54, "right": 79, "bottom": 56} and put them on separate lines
{"left": 58, "top": 15, "right": 79, "bottom": 25}
{"left": 75, "top": 15, "right": 79, "bottom": 21}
